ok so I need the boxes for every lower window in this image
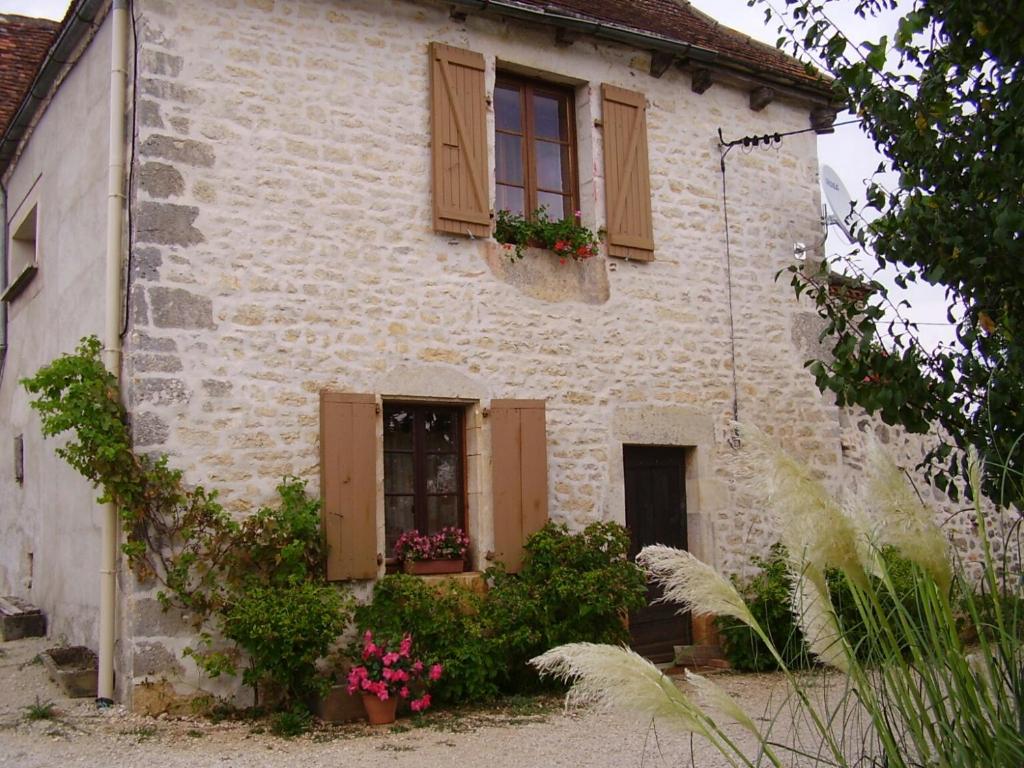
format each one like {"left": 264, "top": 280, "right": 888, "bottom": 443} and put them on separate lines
{"left": 383, "top": 403, "right": 466, "bottom": 557}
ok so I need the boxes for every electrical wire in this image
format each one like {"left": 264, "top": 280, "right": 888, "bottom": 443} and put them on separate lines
{"left": 120, "top": 0, "right": 139, "bottom": 339}
{"left": 718, "top": 117, "right": 861, "bottom": 150}
{"left": 719, "top": 139, "right": 741, "bottom": 448}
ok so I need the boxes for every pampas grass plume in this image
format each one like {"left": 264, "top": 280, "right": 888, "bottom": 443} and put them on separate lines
{"left": 637, "top": 545, "right": 755, "bottom": 628}
{"left": 863, "top": 439, "right": 952, "bottom": 594}
{"left": 531, "top": 643, "right": 710, "bottom": 735}
{"left": 790, "top": 565, "right": 851, "bottom": 672}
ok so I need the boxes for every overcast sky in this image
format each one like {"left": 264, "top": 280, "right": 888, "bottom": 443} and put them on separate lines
{"left": 8, "top": 0, "right": 952, "bottom": 348}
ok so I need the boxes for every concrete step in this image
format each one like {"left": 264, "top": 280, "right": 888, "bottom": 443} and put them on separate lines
{"left": 673, "top": 644, "right": 730, "bottom": 669}
{"left": 0, "top": 596, "right": 46, "bottom": 641}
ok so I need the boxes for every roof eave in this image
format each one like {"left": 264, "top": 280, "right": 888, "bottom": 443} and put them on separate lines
{"left": 447, "top": 0, "right": 836, "bottom": 105}
{"left": 0, "top": 0, "right": 108, "bottom": 177}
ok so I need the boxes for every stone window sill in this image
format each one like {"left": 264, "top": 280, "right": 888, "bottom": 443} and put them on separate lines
{"left": 1, "top": 264, "right": 38, "bottom": 302}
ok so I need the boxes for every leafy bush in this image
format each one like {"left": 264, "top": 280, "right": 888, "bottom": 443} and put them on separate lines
{"left": 485, "top": 521, "right": 647, "bottom": 690}
{"left": 718, "top": 542, "right": 924, "bottom": 671}
{"left": 224, "top": 580, "right": 352, "bottom": 701}
{"left": 716, "top": 543, "right": 808, "bottom": 672}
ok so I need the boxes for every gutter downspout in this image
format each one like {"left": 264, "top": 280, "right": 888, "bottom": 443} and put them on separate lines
{"left": 98, "top": 0, "right": 130, "bottom": 706}
{"left": 0, "top": 182, "right": 7, "bottom": 387}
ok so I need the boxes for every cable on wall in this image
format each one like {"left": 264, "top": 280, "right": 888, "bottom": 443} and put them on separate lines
{"left": 715, "top": 118, "right": 859, "bottom": 450}
{"left": 120, "top": 0, "right": 139, "bottom": 339}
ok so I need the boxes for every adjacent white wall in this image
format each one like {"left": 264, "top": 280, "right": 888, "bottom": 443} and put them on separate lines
{"left": 0, "top": 12, "right": 113, "bottom": 646}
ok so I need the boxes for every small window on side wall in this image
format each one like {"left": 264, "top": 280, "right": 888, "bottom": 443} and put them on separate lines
{"left": 383, "top": 403, "right": 465, "bottom": 559}
{"left": 494, "top": 76, "right": 579, "bottom": 220}
{"left": 2, "top": 201, "right": 38, "bottom": 301}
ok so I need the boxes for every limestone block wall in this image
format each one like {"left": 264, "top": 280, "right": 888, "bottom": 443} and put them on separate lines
{"left": 121, "top": 0, "right": 854, "bottom": 700}
{"left": 0, "top": 11, "right": 113, "bottom": 647}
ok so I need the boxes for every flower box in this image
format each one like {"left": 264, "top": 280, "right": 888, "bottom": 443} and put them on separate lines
{"left": 403, "top": 558, "right": 465, "bottom": 576}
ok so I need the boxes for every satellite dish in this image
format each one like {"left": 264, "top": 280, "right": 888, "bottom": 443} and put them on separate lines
{"left": 820, "top": 165, "right": 856, "bottom": 244}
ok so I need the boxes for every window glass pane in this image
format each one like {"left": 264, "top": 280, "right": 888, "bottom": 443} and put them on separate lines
{"left": 426, "top": 454, "right": 458, "bottom": 494}
{"left": 535, "top": 140, "right": 568, "bottom": 192}
{"left": 385, "top": 496, "right": 415, "bottom": 553}
{"left": 538, "top": 191, "right": 570, "bottom": 219}
{"left": 384, "top": 452, "right": 414, "bottom": 494}
{"left": 383, "top": 407, "right": 413, "bottom": 451}
{"left": 423, "top": 410, "right": 458, "bottom": 452}
{"left": 495, "top": 133, "right": 524, "bottom": 185}
{"left": 426, "top": 496, "right": 460, "bottom": 534}
{"left": 533, "top": 93, "right": 566, "bottom": 139}
{"left": 494, "top": 85, "right": 522, "bottom": 132}
{"left": 496, "top": 184, "right": 525, "bottom": 216}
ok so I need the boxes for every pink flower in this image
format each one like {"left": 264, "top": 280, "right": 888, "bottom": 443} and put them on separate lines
{"left": 383, "top": 652, "right": 400, "bottom": 666}
{"left": 429, "top": 663, "right": 443, "bottom": 682}
{"left": 382, "top": 667, "right": 393, "bottom": 681}
{"left": 574, "top": 210, "right": 582, "bottom": 218}
{"left": 399, "top": 635, "right": 413, "bottom": 657}
{"left": 410, "top": 694, "right": 432, "bottom": 713}
{"left": 412, "top": 660, "right": 424, "bottom": 674}
{"left": 400, "top": 687, "right": 410, "bottom": 699}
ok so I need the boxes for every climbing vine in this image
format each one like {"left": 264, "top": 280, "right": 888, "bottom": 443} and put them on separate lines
{"left": 21, "top": 336, "right": 350, "bottom": 703}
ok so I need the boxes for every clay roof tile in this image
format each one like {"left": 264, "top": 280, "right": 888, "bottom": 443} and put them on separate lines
{"left": 0, "top": 14, "right": 60, "bottom": 138}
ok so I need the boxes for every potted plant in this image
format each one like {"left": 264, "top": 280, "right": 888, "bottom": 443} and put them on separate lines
{"left": 395, "top": 527, "right": 469, "bottom": 575}
{"left": 494, "top": 207, "right": 601, "bottom": 262}
{"left": 346, "top": 631, "right": 441, "bottom": 725}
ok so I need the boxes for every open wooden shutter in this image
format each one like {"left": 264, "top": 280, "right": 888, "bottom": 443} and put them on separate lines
{"left": 602, "top": 84, "right": 655, "bottom": 261}
{"left": 320, "top": 392, "right": 379, "bottom": 580}
{"left": 430, "top": 42, "right": 491, "bottom": 239}
{"left": 490, "top": 399, "right": 548, "bottom": 573}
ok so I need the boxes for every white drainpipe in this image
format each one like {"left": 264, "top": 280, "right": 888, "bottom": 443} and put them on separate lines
{"left": 98, "top": 0, "right": 130, "bottom": 705}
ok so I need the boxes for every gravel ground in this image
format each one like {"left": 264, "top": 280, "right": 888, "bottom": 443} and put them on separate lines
{"left": 0, "top": 637, "right": 852, "bottom": 768}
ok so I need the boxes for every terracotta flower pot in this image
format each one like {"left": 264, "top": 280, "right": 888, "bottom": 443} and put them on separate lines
{"left": 361, "top": 693, "right": 398, "bottom": 725}
{"left": 403, "top": 559, "right": 464, "bottom": 576}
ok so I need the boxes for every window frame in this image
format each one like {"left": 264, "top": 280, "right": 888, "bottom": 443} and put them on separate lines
{"left": 494, "top": 74, "right": 580, "bottom": 221}
{"left": 383, "top": 402, "right": 467, "bottom": 563}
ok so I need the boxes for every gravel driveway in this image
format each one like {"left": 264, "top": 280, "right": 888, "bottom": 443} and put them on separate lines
{"left": 0, "top": 636, "right": 834, "bottom": 768}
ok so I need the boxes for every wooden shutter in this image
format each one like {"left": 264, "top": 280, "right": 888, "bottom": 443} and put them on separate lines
{"left": 320, "top": 392, "right": 379, "bottom": 580}
{"left": 430, "top": 42, "right": 491, "bottom": 238}
{"left": 601, "top": 84, "right": 655, "bottom": 261}
{"left": 490, "top": 399, "right": 548, "bottom": 573}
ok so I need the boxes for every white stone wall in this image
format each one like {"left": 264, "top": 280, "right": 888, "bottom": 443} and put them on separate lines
{"left": 0, "top": 12, "right": 113, "bottom": 647}
{"left": 119, "top": 0, "right": 907, "bottom": 699}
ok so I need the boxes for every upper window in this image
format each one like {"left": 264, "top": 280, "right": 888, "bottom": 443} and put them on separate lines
{"left": 383, "top": 404, "right": 465, "bottom": 557}
{"left": 494, "top": 76, "right": 579, "bottom": 220}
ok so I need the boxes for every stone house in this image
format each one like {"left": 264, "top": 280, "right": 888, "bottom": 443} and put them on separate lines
{"left": 0, "top": 0, "right": 931, "bottom": 707}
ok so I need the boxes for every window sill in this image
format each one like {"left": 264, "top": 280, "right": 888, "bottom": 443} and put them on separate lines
{"left": 1, "top": 264, "right": 38, "bottom": 302}
{"left": 482, "top": 240, "right": 609, "bottom": 305}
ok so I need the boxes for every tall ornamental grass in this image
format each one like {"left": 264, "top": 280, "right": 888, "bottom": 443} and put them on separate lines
{"left": 532, "top": 432, "right": 1024, "bottom": 767}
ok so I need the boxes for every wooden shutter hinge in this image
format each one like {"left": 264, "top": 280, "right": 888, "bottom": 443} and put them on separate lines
{"left": 482, "top": 407, "right": 490, "bottom": 418}
{"left": 375, "top": 403, "right": 381, "bottom": 414}
{"left": 377, "top": 553, "right": 384, "bottom": 566}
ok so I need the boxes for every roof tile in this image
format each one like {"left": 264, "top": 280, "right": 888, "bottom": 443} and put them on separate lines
{"left": 0, "top": 14, "right": 60, "bottom": 138}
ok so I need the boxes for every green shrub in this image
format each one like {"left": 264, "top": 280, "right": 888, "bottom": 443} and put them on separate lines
{"left": 353, "top": 574, "right": 499, "bottom": 704}
{"left": 717, "top": 543, "right": 809, "bottom": 672}
{"left": 485, "top": 521, "right": 647, "bottom": 690}
{"left": 224, "top": 580, "right": 352, "bottom": 702}
{"left": 718, "top": 542, "right": 923, "bottom": 671}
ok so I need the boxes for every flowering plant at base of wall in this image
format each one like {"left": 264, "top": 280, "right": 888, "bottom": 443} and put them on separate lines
{"left": 494, "top": 207, "right": 601, "bottom": 263}
{"left": 346, "top": 631, "right": 441, "bottom": 720}
{"left": 394, "top": 527, "right": 470, "bottom": 569}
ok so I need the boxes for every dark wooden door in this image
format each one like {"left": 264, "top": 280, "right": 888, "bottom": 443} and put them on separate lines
{"left": 624, "top": 445, "right": 691, "bottom": 662}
